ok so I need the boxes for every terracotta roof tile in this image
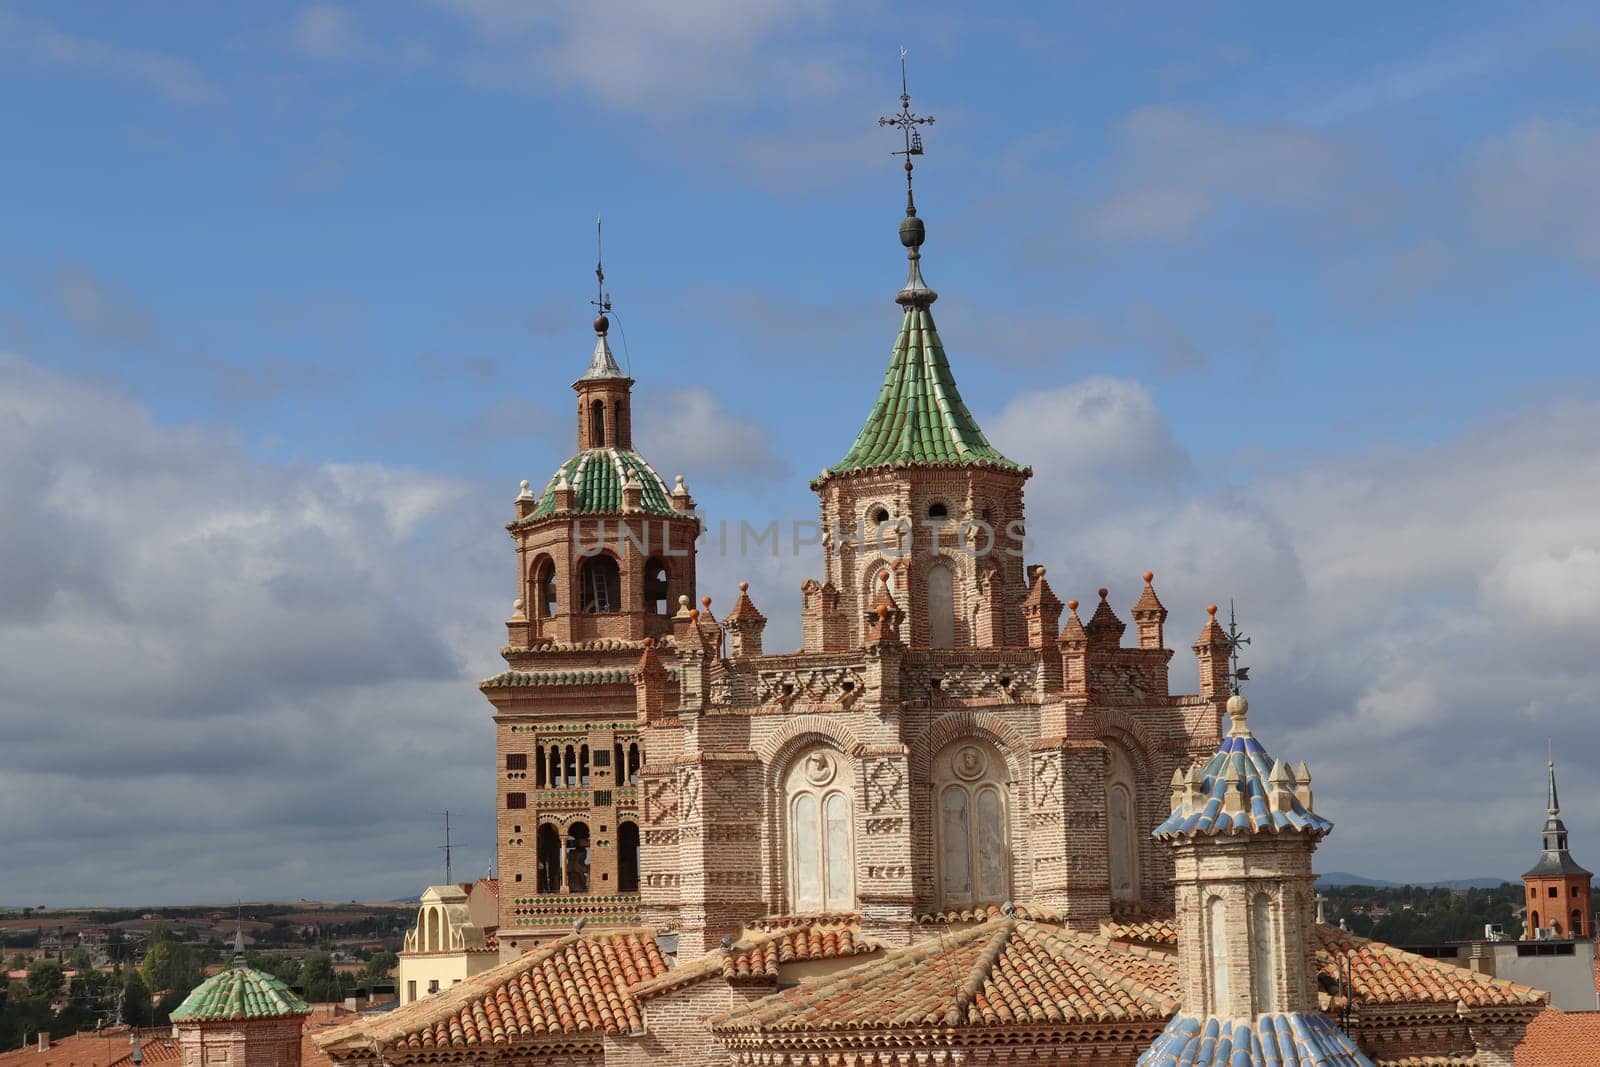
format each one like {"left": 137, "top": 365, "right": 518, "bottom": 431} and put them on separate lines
{"left": 316, "top": 929, "right": 670, "bottom": 1056}
{"left": 1514, "top": 1009, "right": 1600, "bottom": 1066}
{"left": 914, "top": 903, "right": 1062, "bottom": 926}
{"left": 0, "top": 1028, "right": 176, "bottom": 1067}
{"left": 712, "top": 920, "right": 1176, "bottom": 1034}
{"left": 1101, "top": 915, "right": 1178, "bottom": 948}
{"left": 1316, "top": 928, "right": 1546, "bottom": 1009}
{"left": 631, "top": 920, "right": 880, "bottom": 1000}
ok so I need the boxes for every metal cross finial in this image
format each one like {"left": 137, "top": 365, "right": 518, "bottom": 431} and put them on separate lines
{"left": 592, "top": 216, "right": 611, "bottom": 316}
{"left": 1225, "top": 599, "right": 1251, "bottom": 695}
{"left": 878, "top": 46, "right": 935, "bottom": 216}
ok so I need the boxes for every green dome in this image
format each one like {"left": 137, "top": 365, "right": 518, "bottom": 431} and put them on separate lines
{"left": 527, "top": 447, "right": 678, "bottom": 520}
{"left": 169, "top": 964, "right": 311, "bottom": 1022}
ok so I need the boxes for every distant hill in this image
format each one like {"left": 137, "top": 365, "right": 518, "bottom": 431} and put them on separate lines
{"left": 1317, "top": 871, "right": 1512, "bottom": 890}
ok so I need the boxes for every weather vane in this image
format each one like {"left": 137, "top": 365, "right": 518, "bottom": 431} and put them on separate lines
{"left": 878, "top": 46, "right": 935, "bottom": 215}
{"left": 592, "top": 215, "right": 611, "bottom": 317}
{"left": 1225, "top": 599, "right": 1251, "bottom": 695}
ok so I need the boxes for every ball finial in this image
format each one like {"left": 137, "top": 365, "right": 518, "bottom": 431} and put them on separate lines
{"left": 642, "top": 636, "right": 654, "bottom": 648}
{"left": 1143, "top": 570, "right": 1154, "bottom": 584}
{"left": 877, "top": 603, "right": 889, "bottom": 620}
{"left": 879, "top": 571, "right": 890, "bottom": 586}
{"left": 1207, "top": 603, "right": 1218, "bottom": 617}
{"left": 1067, "top": 598, "right": 1079, "bottom": 612}
{"left": 701, "top": 595, "right": 712, "bottom": 609}
{"left": 1098, "top": 587, "right": 1109, "bottom": 601}
{"left": 593, "top": 314, "right": 609, "bottom": 335}
{"left": 738, "top": 581, "right": 749, "bottom": 592}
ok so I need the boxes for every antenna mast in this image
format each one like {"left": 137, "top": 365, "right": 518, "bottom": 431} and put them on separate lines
{"left": 439, "top": 810, "right": 454, "bottom": 885}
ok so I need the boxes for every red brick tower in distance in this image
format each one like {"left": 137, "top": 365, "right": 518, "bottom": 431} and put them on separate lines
{"left": 1523, "top": 751, "right": 1593, "bottom": 939}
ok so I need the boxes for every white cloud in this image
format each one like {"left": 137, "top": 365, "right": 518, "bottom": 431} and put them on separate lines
{"left": 0, "top": 354, "right": 505, "bottom": 904}
{"left": 636, "top": 385, "right": 788, "bottom": 487}
{"left": 291, "top": 4, "right": 364, "bottom": 59}
{"left": 989, "top": 377, "right": 1600, "bottom": 881}
{"left": 1470, "top": 117, "right": 1600, "bottom": 267}
{"left": 0, "top": 10, "right": 217, "bottom": 103}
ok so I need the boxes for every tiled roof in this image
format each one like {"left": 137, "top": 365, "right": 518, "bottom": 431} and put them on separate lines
{"left": 712, "top": 919, "right": 1176, "bottom": 1034}
{"left": 823, "top": 306, "right": 1023, "bottom": 477}
{"left": 1514, "top": 1008, "right": 1600, "bottom": 1065}
{"left": 169, "top": 964, "right": 311, "bottom": 1022}
{"left": 1101, "top": 914, "right": 1179, "bottom": 948}
{"left": 1138, "top": 1012, "right": 1370, "bottom": 1066}
{"left": 479, "top": 668, "right": 670, "bottom": 689}
{"left": 318, "top": 930, "right": 670, "bottom": 1055}
{"left": 632, "top": 921, "right": 880, "bottom": 999}
{"left": 914, "top": 903, "right": 1063, "bottom": 925}
{"left": 0, "top": 1028, "right": 177, "bottom": 1067}
{"left": 526, "top": 447, "right": 676, "bottom": 519}
{"left": 1155, "top": 697, "right": 1334, "bottom": 839}
{"left": 1009, "top": 920, "right": 1543, "bottom": 1012}
{"left": 1315, "top": 928, "right": 1546, "bottom": 1008}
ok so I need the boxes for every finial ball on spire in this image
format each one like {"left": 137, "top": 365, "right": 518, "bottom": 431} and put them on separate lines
{"left": 1067, "top": 598, "right": 1079, "bottom": 611}
{"left": 1098, "top": 587, "right": 1109, "bottom": 601}
{"left": 899, "top": 214, "right": 925, "bottom": 248}
{"left": 1207, "top": 603, "right": 1218, "bottom": 617}
{"left": 1143, "top": 570, "right": 1154, "bottom": 583}
{"left": 739, "top": 581, "right": 749, "bottom": 592}
{"left": 593, "top": 314, "right": 609, "bottom": 335}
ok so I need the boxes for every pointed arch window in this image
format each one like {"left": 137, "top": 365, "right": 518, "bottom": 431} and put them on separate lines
{"left": 581, "top": 555, "right": 621, "bottom": 613}
{"left": 1207, "top": 895, "right": 1230, "bottom": 1013}
{"left": 645, "top": 557, "right": 670, "bottom": 615}
{"left": 931, "top": 741, "right": 1009, "bottom": 909}
{"left": 590, "top": 400, "right": 606, "bottom": 447}
{"left": 926, "top": 562, "right": 956, "bottom": 648}
{"left": 1106, "top": 744, "right": 1140, "bottom": 901}
{"left": 785, "top": 747, "right": 854, "bottom": 914}
{"left": 1250, "top": 892, "right": 1275, "bottom": 1013}
{"left": 532, "top": 557, "right": 557, "bottom": 620}
{"left": 618, "top": 821, "right": 640, "bottom": 893}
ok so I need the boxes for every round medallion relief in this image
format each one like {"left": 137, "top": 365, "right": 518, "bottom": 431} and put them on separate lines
{"left": 954, "top": 745, "right": 988, "bottom": 781}
{"left": 803, "top": 750, "right": 837, "bottom": 786}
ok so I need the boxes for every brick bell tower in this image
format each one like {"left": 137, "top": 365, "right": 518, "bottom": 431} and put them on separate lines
{"left": 1523, "top": 750, "right": 1593, "bottom": 939}
{"left": 505, "top": 306, "right": 700, "bottom": 647}
{"left": 805, "top": 78, "right": 1030, "bottom": 653}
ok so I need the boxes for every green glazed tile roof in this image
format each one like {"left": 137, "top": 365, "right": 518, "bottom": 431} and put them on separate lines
{"left": 169, "top": 964, "right": 311, "bottom": 1022}
{"left": 526, "top": 447, "right": 676, "bottom": 520}
{"left": 480, "top": 668, "right": 677, "bottom": 689}
{"left": 826, "top": 306, "right": 1022, "bottom": 476}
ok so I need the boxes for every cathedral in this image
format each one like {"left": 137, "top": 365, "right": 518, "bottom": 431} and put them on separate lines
{"left": 317, "top": 83, "right": 1558, "bottom": 1067}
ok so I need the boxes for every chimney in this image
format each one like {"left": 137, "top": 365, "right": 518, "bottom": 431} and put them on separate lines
{"left": 37, "top": 1033, "right": 50, "bottom": 1053}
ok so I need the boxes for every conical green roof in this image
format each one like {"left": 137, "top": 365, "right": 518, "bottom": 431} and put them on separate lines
{"left": 169, "top": 964, "right": 311, "bottom": 1022}
{"left": 825, "top": 305, "right": 1022, "bottom": 476}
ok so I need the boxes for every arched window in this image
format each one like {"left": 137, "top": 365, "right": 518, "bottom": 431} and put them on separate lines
{"left": 1250, "top": 892, "right": 1275, "bottom": 1013}
{"left": 425, "top": 907, "right": 440, "bottom": 952}
{"left": 536, "top": 825, "right": 562, "bottom": 893}
{"left": 785, "top": 747, "right": 854, "bottom": 914}
{"left": 628, "top": 743, "right": 641, "bottom": 785}
{"left": 532, "top": 557, "right": 557, "bottom": 620}
{"left": 535, "top": 751, "right": 546, "bottom": 788}
{"left": 565, "top": 822, "right": 591, "bottom": 893}
{"left": 564, "top": 745, "right": 576, "bottom": 787}
{"left": 1573, "top": 909, "right": 1585, "bottom": 938}
{"left": 931, "top": 741, "right": 1008, "bottom": 908}
{"left": 614, "top": 743, "right": 625, "bottom": 783}
{"left": 548, "top": 745, "right": 560, "bottom": 787}
{"left": 579, "top": 745, "right": 590, "bottom": 787}
{"left": 926, "top": 562, "right": 956, "bottom": 648}
{"left": 644, "top": 558, "right": 670, "bottom": 615}
{"left": 618, "top": 821, "right": 640, "bottom": 893}
{"left": 1207, "top": 896, "right": 1230, "bottom": 1013}
{"left": 590, "top": 400, "right": 605, "bottom": 447}
{"left": 1532, "top": 910, "right": 1541, "bottom": 932}
{"left": 580, "top": 555, "right": 621, "bottom": 613}
{"left": 1106, "top": 745, "right": 1140, "bottom": 901}
{"left": 927, "top": 501, "right": 948, "bottom": 520}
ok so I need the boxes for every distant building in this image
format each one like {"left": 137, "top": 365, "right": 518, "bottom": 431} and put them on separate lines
{"left": 395, "top": 880, "right": 499, "bottom": 1005}
{"left": 1522, "top": 754, "right": 1592, "bottom": 939}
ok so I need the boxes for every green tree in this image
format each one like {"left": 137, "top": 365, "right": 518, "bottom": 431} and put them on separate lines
{"left": 26, "top": 960, "right": 64, "bottom": 998}
{"left": 6, "top": 953, "right": 24, "bottom": 971}
{"left": 140, "top": 941, "right": 199, "bottom": 997}
{"left": 363, "top": 952, "right": 398, "bottom": 985}
{"left": 296, "top": 953, "right": 344, "bottom": 1003}
{"left": 122, "top": 972, "right": 153, "bottom": 1027}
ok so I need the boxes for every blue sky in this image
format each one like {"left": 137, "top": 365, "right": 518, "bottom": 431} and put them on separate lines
{"left": 2, "top": 2, "right": 1599, "bottom": 904}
